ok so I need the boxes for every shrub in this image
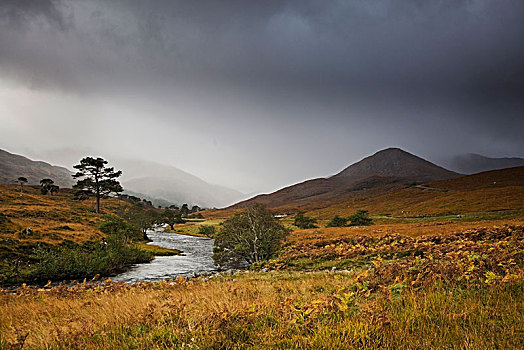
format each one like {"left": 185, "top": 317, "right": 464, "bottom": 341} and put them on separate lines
{"left": 294, "top": 212, "right": 318, "bottom": 229}
{"left": 348, "top": 210, "right": 373, "bottom": 226}
{"left": 28, "top": 216, "right": 154, "bottom": 282}
{"left": 98, "top": 214, "right": 146, "bottom": 242}
{"left": 29, "top": 238, "right": 153, "bottom": 282}
{"left": 198, "top": 225, "right": 216, "bottom": 238}
{"left": 213, "top": 205, "right": 289, "bottom": 268}
{"left": 326, "top": 215, "right": 348, "bottom": 227}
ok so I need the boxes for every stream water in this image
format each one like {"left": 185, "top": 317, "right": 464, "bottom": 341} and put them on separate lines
{"left": 113, "top": 229, "right": 216, "bottom": 283}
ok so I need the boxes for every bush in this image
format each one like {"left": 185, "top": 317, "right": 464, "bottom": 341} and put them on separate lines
{"left": 294, "top": 212, "right": 318, "bottom": 229}
{"left": 326, "top": 215, "right": 348, "bottom": 227}
{"left": 28, "top": 215, "right": 154, "bottom": 282}
{"left": 29, "top": 239, "right": 153, "bottom": 282}
{"left": 348, "top": 210, "right": 373, "bottom": 226}
{"left": 213, "top": 205, "right": 289, "bottom": 268}
{"left": 198, "top": 225, "right": 215, "bottom": 238}
{"left": 98, "top": 214, "right": 146, "bottom": 242}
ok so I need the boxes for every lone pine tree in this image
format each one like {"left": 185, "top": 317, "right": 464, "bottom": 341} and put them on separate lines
{"left": 72, "top": 157, "right": 123, "bottom": 214}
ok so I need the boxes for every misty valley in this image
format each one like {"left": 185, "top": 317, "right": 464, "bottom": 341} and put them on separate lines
{"left": 1, "top": 1, "right": 523, "bottom": 349}
{"left": 1, "top": 148, "right": 523, "bottom": 349}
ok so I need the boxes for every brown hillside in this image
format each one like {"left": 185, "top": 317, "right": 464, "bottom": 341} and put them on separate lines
{"left": 333, "top": 148, "right": 458, "bottom": 182}
{"left": 0, "top": 149, "right": 74, "bottom": 188}
{"left": 0, "top": 184, "right": 125, "bottom": 245}
{"left": 312, "top": 166, "right": 524, "bottom": 219}
{"left": 231, "top": 148, "right": 460, "bottom": 211}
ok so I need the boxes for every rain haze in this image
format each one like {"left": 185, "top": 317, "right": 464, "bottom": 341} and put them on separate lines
{"left": 1, "top": 0, "right": 523, "bottom": 194}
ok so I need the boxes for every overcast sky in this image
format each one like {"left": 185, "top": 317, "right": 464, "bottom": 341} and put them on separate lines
{"left": 1, "top": 0, "right": 523, "bottom": 193}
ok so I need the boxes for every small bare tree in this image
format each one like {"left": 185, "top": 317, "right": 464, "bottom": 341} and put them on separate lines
{"left": 16, "top": 177, "right": 27, "bottom": 193}
{"left": 213, "top": 204, "right": 289, "bottom": 268}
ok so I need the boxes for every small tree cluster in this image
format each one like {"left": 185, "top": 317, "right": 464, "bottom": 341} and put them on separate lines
{"left": 39, "top": 178, "right": 59, "bottom": 195}
{"left": 347, "top": 210, "right": 373, "bottom": 226}
{"left": 162, "top": 208, "right": 185, "bottom": 230}
{"left": 120, "top": 204, "right": 158, "bottom": 240}
{"left": 294, "top": 211, "right": 318, "bottom": 229}
{"left": 326, "top": 215, "right": 348, "bottom": 227}
{"left": 326, "top": 210, "right": 373, "bottom": 227}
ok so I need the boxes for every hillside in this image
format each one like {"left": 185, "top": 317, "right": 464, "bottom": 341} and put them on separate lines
{"left": 446, "top": 153, "right": 524, "bottom": 174}
{"left": 311, "top": 166, "right": 524, "bottom": 220}
{"left": 0, "top": 184, "right": 124, "bottom": 246}
{"left": 231, "top": 148, "right": 460, "bottom": 210}
{"left": 0, "top": 149, "right": 74, "bottom": 188}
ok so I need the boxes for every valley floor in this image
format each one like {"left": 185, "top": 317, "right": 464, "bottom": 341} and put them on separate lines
{"left": 1, "top": 223, "right": 523, "bottom": 349}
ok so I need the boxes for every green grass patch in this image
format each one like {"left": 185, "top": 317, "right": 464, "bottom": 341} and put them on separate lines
{"left": 135, "top": 243, "right": 182, "bottom": 256}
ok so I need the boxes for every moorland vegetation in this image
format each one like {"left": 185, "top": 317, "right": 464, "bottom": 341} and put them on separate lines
{"left": 1, "top": 164, "right": 524, "bottom": 348}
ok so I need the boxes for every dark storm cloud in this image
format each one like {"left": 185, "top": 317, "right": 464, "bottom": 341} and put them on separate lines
{"left": 1, "top": 0, "right": 523, "bottom": 192}
{"left": 3, "top": 0, "right": 523, "bottom": 98}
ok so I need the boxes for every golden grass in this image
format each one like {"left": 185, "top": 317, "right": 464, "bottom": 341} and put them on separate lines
{"left": 315, "top": 186, "right": 524, "bottom": 220}
{"left": 1, "top": 223, "right": 523, "bottom": 349}
{"left": 288, "top": 218, "right": 524, "bottom": 242}
{"left": 164, "top": 218, "right": 223, "bottom": 237}
{"left": 134, "top": 243, "right": 182, "bottom": 256}
{"left": 0, "top": 185, "right": 128, "bottom": 244}
{"left": 1, "top": 272, "right": 522, "bottom": 349}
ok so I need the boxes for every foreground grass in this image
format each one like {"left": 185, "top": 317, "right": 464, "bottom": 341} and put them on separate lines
{"left": 1, "top": 224, "right": 523, "bottom": 349}
{"left": 0, "top": 273, "right": 522, "bottom": 349}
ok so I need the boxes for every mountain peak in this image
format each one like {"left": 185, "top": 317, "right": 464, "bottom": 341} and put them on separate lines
{"left": 333, "top": 148, "right": 459, "bottom": 183}
{"left": 231, "top": 147, "right": 461, "bottom": 210}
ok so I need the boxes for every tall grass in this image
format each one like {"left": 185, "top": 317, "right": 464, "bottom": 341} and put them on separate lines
{"left": 0, "top": 273, "right": 522, "bottom": 349}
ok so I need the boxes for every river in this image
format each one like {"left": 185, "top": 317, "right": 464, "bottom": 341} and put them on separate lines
{"left": 113, "top": 229, "right": 216, "bottom": 283}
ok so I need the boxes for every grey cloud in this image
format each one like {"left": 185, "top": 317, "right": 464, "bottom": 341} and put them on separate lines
{"left": 0, "top": 1, "right": 523, "bottom": 193}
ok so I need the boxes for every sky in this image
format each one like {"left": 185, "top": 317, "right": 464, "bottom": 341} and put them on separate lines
{"left": 1, "top": 0, "right": 523, "bottom": 194}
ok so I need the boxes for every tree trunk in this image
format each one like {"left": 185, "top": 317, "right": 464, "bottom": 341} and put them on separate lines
{"left": 96, "top": 193, "right": 100, "bottom": 214}
{"left": 95, "top": 176, "right": 100, "bottom": 214}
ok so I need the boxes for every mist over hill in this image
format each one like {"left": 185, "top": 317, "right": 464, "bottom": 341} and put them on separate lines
{"left": 105, "top": 158, "right": 244, "bottom": 208}
{"left": 0, "top": 149, "right": 244, "bottom": 208}
{"left": 445, "top": 154, "right": 524, "bottom": 175}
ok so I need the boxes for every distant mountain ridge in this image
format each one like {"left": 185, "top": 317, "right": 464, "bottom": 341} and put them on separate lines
{"left": 231, "top": 148, "right": 461, "bottom": 210}
{"left": 446, "top": 153, "right": 524, "bottom": 175}
{"left": 98, "top": 158, "right": 245, "bottom": 208}
{"left": 0, "top": 149, "right": 74, "bottom": 187}
{"left": 0, "top": 149, "right": 244, "bottom": 208}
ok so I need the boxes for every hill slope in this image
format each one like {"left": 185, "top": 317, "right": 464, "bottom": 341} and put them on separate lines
{"left": 312, "top": 166, "right": 524, "bottom": 220}
{"left": 0, "top": 149, "right": 74, "bottom": 188}
{"left": 231, "top": 148, "right": 460, "bottom": 210}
